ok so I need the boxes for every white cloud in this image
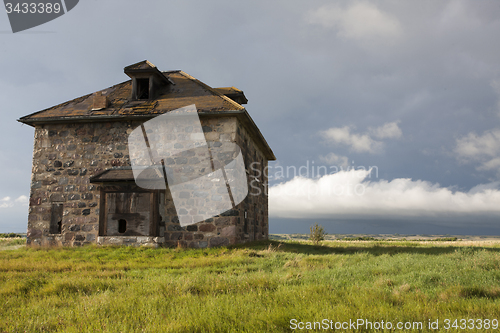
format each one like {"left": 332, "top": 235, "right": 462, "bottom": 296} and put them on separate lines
{"left": 370, "top": 121, "right": 402, "bottom": 139}
{"left": 321, "top": 126, "right": 378, "bottom": 153}
{"left": 269, "top": 169, "right": 500, "bottom": 219}
{"left": 469, "top": 181, "right": 500, "bottom": 194}
{"left": 455, "top": 128, "right": 500, "bottom": 172}
{"left": 319, "top": 153, "right": 349, "bottom": 167}
{"left": 0, "top": 197, "right": 13, "bottom": 209}
{"left": 0, "top": 195, "right": 29, "bottom": 209}
{"left": 305, "top": 2, "right": 402, "bottom": 41}
{"left": 321, "top": 121, "right": 402, "bottom": 153}
{"left": 15, "top": 195, "right": 29, "bottom": 205}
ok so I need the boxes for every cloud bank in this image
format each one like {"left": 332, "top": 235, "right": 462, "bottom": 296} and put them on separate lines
{"left": 269, "top": 170, "right": 500, "bottom": 220}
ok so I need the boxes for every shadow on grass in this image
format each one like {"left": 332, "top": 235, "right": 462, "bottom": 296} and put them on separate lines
{"left": 230, "top": 240, "right": 500, "bottom": 256}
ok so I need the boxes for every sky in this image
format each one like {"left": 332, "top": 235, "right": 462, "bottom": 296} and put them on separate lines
{"left": 1, "top": 0, "right": 500, "bottom": 235}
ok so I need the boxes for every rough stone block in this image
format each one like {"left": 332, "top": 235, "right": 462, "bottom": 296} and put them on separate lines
{"left": 69, "top": 225, "right": 80, "bottom": 232}
{"left": 220, "top": 226, "right": 237, "bottom": 237}
{"left": 186, "top": 225, "right": 197, "bottom": 232}
{"left": 170, "top": 232, "right": 183, "bottom": 240}
{"left": 209, "top": 237, "right": 230, "bottom": 247}
{"left": 50, "top": 194, "right": 66, "bottom": 202}
{"left": 27, "top": 228, "right": 42, "bottom": 238}
{"left": 30, "top": 197, "right": 42, "bottom": 206}
{"left": 68, "top": 194, "right": 80, "bottom": 200}
{"left": 82, "top": 193, "right": 93, "bottom": 200}
{"left": 199, "top": 224, "right": 215, "bottom": 232}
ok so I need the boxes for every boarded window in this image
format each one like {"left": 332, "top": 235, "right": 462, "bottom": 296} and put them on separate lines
{"left": 50, "top": 204, "right": 63, "bottom": 234}
{"left": 103, "top": 192, "right": 156, "bottom": 236}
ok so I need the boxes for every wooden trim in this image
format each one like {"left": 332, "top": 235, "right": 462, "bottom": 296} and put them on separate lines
{"left": 99, "top": 187, "right": 106, "bottom": 236}
{"left": 99, "top": 185, "right": 160, "bottom": 237}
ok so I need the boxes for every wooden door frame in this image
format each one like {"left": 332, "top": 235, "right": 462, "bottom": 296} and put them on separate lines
{"left": 98, "top": 183, "right": 159, "bottom": 237}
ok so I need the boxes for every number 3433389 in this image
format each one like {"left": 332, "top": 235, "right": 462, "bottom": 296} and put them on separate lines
{"left": 5, "top": 2, "right": 62, "bottom": 14}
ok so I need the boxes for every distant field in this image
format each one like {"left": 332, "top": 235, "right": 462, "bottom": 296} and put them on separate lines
{"left": 1, "top": 239, "right": 500, "bottom": 332}
{"left": 270, "top": 233, "right": 500, "bottom": 242}
{"left": 0, "top": 237, "right": 25, "bottom": 250}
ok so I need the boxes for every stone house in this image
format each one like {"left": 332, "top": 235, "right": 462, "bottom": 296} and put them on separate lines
{"left": 18, "top": 61, "right": 275, "bottom": 247}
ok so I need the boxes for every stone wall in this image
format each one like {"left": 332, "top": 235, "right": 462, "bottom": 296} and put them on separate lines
{"left": 26, "top": 115, "right": 269, "bottom": 247}
{"left": 27, "top": 121, "right": 135, "bottom": 246}
{"left": 158, "top": 116, "right": 269, "bottom": 248}
{"left": 235, "top": 121, "right": 269, "bottom": 242}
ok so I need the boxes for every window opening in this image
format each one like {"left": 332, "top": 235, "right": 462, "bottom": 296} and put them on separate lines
{"left": 136, "top": 78, "right": 149, "bottom": 99}
{"left": 50, "top": 204, "right": 63, "bottom": 234}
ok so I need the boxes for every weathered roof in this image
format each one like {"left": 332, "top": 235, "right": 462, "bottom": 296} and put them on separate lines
{"left": 18, "top": 70, "right": 244, "bottom": 122}
{"left": 18, "top": 62, "right": 276, "bottom": 160}
{"left": 124, "top": 60, "right": 157, "bottom": 71}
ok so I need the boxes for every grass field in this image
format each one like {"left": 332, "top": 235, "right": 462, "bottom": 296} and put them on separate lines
{"left": 1, "top": 239, "right": 499, "bottom": 332}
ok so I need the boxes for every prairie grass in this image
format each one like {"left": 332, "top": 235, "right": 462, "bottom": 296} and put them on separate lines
{"left": 0, "top": 240, "right": 499, "bottom": 332}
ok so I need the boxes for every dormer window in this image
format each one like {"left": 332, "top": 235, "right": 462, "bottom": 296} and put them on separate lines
{"left": 124, "top": 60, "right": 173, "bottom": 101}
{"left": 136, "top": 78, "right": 150, "bottom": 100}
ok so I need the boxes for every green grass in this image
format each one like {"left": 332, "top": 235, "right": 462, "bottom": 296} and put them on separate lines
{"left": 1, "top": 240, "right": 500, "bottom": 332}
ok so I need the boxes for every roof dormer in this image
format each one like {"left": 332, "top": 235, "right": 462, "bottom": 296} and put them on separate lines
{"left": 124, "top": 60, "right": 173, "bottom": 100}
{"left": 214, "top": 87, "right": 248, "bottom": 105}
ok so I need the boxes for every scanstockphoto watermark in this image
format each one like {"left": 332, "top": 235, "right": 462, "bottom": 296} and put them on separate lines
{"left": 3, "top": 0, "right": 79, "bottom": 33}
{"left": 128, "top": 105, "right": 249, "bottom": 227}
{"left": 290, "top": 318, "right": 499, "bottom": 331}
{"left": 247, "top": 161, "right": 379, "bottom": 198}
{"left": 265, "top": 160, "right": 379, "bottom": 181}
{"left": 290, "top": 318, "right": 425, "bottom": 331}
